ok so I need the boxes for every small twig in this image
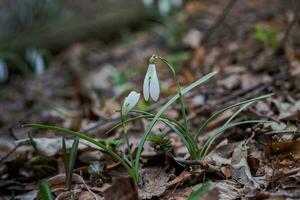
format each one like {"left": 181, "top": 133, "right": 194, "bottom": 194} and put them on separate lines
{"left": 79, "top": 170, "right": 100, "bottom": 200}
{"left": 173, "top": 157, "right": 219, "bottom": 172}
{"left": 248, "top": 107, "right": 280, "bottom": 123}
{"left": 272, "top": 167, "right": 300, "bottom": 183}
{"left": 202, "top": 0, "right": 239, "bottom": 44}
{"left": 0, "top": 144, "right": 20, "bottom": 165}
{"left": 264, "top": 129, "right": 300, "bottom": 135}
{"left": 200, "top": 83, "right": 269, "bottom": 114}
{"left": 274, "top": 0, "right": 300, "bottom": 56}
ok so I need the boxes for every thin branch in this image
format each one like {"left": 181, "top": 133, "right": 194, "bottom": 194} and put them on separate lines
{"left": 202, "top": 0, "right": 239, "bottom": 44}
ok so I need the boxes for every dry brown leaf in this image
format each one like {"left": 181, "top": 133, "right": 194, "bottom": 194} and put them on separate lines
{"left": 231, "top": 141, "right": 260, "bottom": 189}
{"left": 163, "top": 187, "right": 193, "bottom": 200}
{"left": 191, "top": 47, "right": 206, "bottom": 68}
{"left": 78, "top": 191, "right": 103, "bottom": 200}
{"left": 184, "top": 2, "right": 207, "bottom": 14}
{"left": 265, "top": 140, "right": 300, "bottom": 159}
{"left": 215, "top": 180, "right": 244, "bottom": 200}
{"left": 167, "top": 170, "right": 193, "bottom": 189}
{"left": 220, "top": 165, "right": 231, "bottom": 179}
{"left": 138, "top": 167, "right": 171, "bottom": 199}
{"left": 47, "top": 173, "right": 83, "bottom": 188}
{"left": 103, "top": 177, "right": 138, "bottom": 200}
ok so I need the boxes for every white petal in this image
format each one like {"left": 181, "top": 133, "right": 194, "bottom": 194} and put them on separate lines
{"left": 143, "top": 0, "right": 153, "bottom": 6}
{"left": 0, "top": 60, "right": 8, "bottom": 82}
{"left": 127, "top": 91, "right": 140, "bottom": 110}
{"left": 150, "top": 65, "right": 160, "bottom": 101}
{"left": 158, "top": 0, "right": 171, "bottom": 15}
{"left": 122, "top": 91, "right": 140, "bottom": 115}
{"left": 143, "top": 64, "right": 154, "bottom": 101}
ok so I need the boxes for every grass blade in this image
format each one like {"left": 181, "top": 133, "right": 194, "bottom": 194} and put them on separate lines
{"left": 66, "top": 137, "right": 79, "bottom": 190}
{"left": 132, "top": 110, "right": 199, "bottom": 159}
{"left": 187, "top": 181, "right": 211, "bottom": 200}
{"left": 39, "top": 182, "right": 52, "bottom": 200}
{"left": 28, "top": 131, "right": 38, "bottom": 153}
{"left": 222, "top": 102, "right": 254, "bottom": 127}
{"left": 22, "top": 124, "right": 134, "bottom": 180}
{"left": 199, "top": 120, "right": 271, "bottom": 158}
{"left": 134, "top": 71, "right": 217, "bottom": 181}
{"left": 62, "top": 137, "right": 69, "bottom": 181}
{"left": 196, "top": 94, "right": 273, "bottom": 140}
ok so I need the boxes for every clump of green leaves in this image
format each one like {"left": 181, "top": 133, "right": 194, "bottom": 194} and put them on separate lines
{"left": 149, "top": 131, "right": 173, "bottom": 153}
{"left": 23, "top": 54, "right": 272, "bottom": 185}
{"left": 254, "top": 25, "right": 278, "bottom": 48}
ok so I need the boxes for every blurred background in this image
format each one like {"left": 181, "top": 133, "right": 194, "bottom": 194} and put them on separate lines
{"left": 1, "top": 0, "right": 300, "bottom": 199}
{"left": 0, "top": 0, "right": 299, "bottom": 141}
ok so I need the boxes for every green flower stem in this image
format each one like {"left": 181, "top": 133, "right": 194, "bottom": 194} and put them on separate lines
{"left": 199, "top": 120, "right": 270, "bottom": 158}
{"left": 22, "top": 124, "right": 137, "bottom": 183}
{"left": 155, "top": 55, "right": 191, "bottom": 137}
{"left": 195, "top": 93, "right": 273, "bottom": 140}
{"left": 134, "top": 72, "right": 217, "bottom": 183}
{"left": 120, "top": 108, "right": 133, "bottom": 165}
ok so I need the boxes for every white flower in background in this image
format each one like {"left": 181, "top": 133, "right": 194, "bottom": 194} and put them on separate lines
{"left": 26, "top": 49, "right": 45, "bottom": 75}
{"left": 170, "top": 0, "right": 183, "bottom": 7}
{"left": 143, "top": 0, "right": 154, "bottom": 7}
{"left": 122, "top": 91, "right": 141, "bottom": 115}
{"left": 158, "top": 0, "right": 171, "bottom": 15}
{"left": 143, "top": 63, "right": 160, "bottom": 101}
{"left": 0, "top": 60, "right": 8, "bottom": 82}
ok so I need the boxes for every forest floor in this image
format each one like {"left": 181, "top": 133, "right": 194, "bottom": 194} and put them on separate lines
{"left": 0, "top": 0, "right": 300, "bottom": 199}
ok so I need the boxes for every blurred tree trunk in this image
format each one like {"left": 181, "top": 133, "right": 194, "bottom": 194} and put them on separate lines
{"left": 0, "top": 0, "right": 146, "bottom": 51}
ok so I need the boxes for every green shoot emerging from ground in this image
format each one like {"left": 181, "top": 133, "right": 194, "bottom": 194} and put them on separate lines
{"left": 23, "top": 54, "right": 272, "bottom": 185}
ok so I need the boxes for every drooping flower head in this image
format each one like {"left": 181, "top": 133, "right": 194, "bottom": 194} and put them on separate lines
{"left": 122, "top": 91, "right": 140, "bottom": 115}
{"left": 143, "top": 58, "right": 160, "bottom": 102}
{"left": 0, "top": 60, "right": 8, "bottom": 82}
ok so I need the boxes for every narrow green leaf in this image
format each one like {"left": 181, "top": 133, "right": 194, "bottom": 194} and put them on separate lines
{"left": 28, "top": 131, "right": 38, "bottom": 153}
{"left": 199, "top": 120, "right": 271, "bottom": 158}
{"left": 22, "top": 124, "right": 134, "bottom": 180}
{"left": 196, "top": 94, "right": 273, "bottom": 139}
{"left": 66, "top": 137, "right": 79, "bottom": 190}
{"left": 187, "top": 181, "right": 211, "bottom": 200}
{"left": 62, "top": 137, "right": 69, "bottom": 180}
{"left": 39, "top": 182, "right": 52, "bottom": 200}
{"left": 222, "top": 102, "right": 254, "bottom": 127}
{"left": 131, "top": 110, "right": 199, "bottom": 159}
{"left": 134, "top": 71, "right": 217, "bottom": 182}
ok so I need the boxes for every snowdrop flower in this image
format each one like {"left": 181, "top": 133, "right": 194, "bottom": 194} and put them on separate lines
{"left": 122, "top": 91, "right": 140, "bottom": 115}
{"left": 170, "top": 0, "right": 182, "bottom": 7}
{"left": 0, "top": 60, "right": 8, "bottom": 82}
{"left": 26, "top": 49, "right": 45, "bottom": 75}
{"left": 158, "top": 0, "right": 171, "bottom": 15}
{"left": 143, "top": 0, "right": 154, "bottom": 7}
{"left": 143, "top": 63, "right": 160, "bottom": 101}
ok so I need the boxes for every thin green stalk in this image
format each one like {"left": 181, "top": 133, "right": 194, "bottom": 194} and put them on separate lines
{"left": 156, "top": 56, "right": 190, "bottom": 136}
{"left": 199, "top": 120, "right": 270, "bottom": 158}
{"left": 62, "top": 137, "right": 69, "bottom": 182}
{"left": 39, "top": 182, "right": 52, "bottom": 200}
{"left": 187, "top": 181, "right": 212, "bottom": 200}
{"left": 195, "top": 94, "right": 273, "bottom": 140}
{"left": 223, "top": 102, "right": 254, "bottom": 127}
{"left": 22, "top": 124, "right": 136, "bottom": 182}
{"left": 107, "top": 111, "right": 199, "bottom": 160}
{"left": 120, "top": 108, "right": 133, "bottom": 165}
{"left": 66, "top": 137, "right": 79, "bottom": 190}
{"left": 134, "top": 72, "right": 217, "bottom": 182}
